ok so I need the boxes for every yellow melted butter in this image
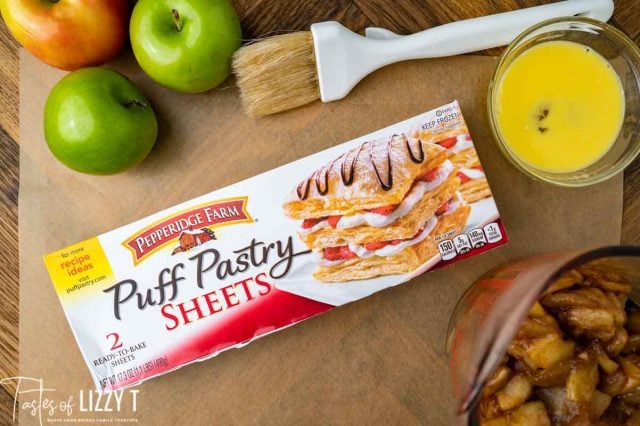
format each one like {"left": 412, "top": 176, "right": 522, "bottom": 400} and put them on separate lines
{"left": 496, "top": 40, "right": 625, "bottom": 173}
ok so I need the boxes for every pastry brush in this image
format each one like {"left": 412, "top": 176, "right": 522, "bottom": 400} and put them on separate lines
{"left": 232, "top": 0, "right": 613, "bottom": 116}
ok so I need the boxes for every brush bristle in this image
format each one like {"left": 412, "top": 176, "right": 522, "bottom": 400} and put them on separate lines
{"left": 232, "top": 32, "right": 320, "bottom": 116}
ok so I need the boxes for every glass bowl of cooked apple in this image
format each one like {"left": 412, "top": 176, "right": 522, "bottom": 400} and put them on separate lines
{"left": 447, "top": 246, "right": 640, "bottom": 425}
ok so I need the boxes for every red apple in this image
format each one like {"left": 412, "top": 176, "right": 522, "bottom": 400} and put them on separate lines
{"left": 0, "top": 0, "right": 129, "bottom": 71}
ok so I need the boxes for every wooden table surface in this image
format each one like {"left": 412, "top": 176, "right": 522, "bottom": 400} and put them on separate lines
{"left": 1, "top": 0, "right": 639, "bottom": 423}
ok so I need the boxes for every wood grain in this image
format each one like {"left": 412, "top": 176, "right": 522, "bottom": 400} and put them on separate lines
{"left": 0, "top": 16, "right": 20, "bottom": 410}
{"left": 0, "top": 123, "right": 18, "bottom": 418}
{"left": 2, "top": 0, "right": 640, "bottom": 421}
{"left": 0, "top": 22, "right": 19, "bottom": 142}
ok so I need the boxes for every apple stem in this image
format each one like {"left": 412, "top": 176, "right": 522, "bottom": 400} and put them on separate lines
{"left": 124, "top": 100, "right": 149, "bottom": 109}
{"left": 171, "top": 9, "right": 183, "bottom": 32}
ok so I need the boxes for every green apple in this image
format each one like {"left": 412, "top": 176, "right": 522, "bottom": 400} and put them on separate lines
{"left": 44, "top": 68, "right": 158, "bottom": 175}
{"left": 130, "top": 0, "right": 242, "bottom": 93}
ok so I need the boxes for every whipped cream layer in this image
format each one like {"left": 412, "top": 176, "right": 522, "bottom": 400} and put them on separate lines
{"left": 459, "top": 167, "right": 485, "bottom": 180}
{"left": 348, "top": 215, "right": 438, "bottom": 259}
{"left": 441, "top": 192, "right": 464, "bottom": 216}
{"left": 315, "top": 254, "right": 349, "bottom": 268}
{"left": 314, "top": 215, "right": 435, "bottom": 268}
{"left": 301, "top": 160, "right": 454, "bottom": 235}
{"left": 451, "top": 134, "right": 474, "bottom": 154}
{"left": 315, "top": 195, "right": 465, "bottom": 267}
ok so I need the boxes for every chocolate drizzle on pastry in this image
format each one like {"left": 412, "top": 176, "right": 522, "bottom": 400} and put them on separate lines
{"left": 296, "top": 178, "right": 311, "bottom": 200}
{"left": 340, "top": 143, "right": 364, "bottom": 186}
{"left": 406, "top": 136, "right": 425, "bottom": 164}
{"left": 296, "top": 134, "right": 427, "bottom": 200}
{"left": 315, "top": 159, "right": 337, "bottom": 195}
{"left": 315, "top": 170, "right": 329, "bottom": 195}
{"left": 370, "top": 136, "right": 393, "bottom": 191}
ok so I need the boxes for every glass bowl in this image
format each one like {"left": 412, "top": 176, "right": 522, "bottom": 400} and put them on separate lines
{"left": 488, "top": 17, "right": 640, "bottom": 187}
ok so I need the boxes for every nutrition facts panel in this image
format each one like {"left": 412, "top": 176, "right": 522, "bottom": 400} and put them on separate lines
{"left": 437, "top": 222, "right": 504, "bottom": 261}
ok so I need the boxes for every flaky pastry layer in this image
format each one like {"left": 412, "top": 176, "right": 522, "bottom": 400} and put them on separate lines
{"left": 283, "top": 135, "right": 447, "bottom": 219}
{"left": 313, "top": 204, "right": 471, "bottom": 283}
{"left": 451, "top": 148, "right": 491, "bottom": 203}
{"left": 301, "top": 172, "right": 460, "bottom": 249}
{"left": 451, "top": 147, "right": 481, "bottom": 168}
{"left": 460, "top": 179, "right": 491, "bottom": 204}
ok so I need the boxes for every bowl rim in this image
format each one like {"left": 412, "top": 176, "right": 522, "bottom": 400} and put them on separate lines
{"left": 487, "top": 16, "right": 640, "bottom": 188}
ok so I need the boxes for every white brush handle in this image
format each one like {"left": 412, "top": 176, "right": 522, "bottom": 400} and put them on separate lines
{"left": 312, "top": 0, "right": 613, "bottom": 102}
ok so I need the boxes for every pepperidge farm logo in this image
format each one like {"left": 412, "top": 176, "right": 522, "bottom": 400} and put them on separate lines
{"left": 122, "top": 197, "right": 253, "bottom": 264}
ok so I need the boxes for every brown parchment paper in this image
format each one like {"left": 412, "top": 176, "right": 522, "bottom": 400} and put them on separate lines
{"left": 19, "top": 50, "right": 622, "bottom": 425}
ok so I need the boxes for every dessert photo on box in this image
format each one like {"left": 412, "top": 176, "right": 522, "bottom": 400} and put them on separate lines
{"left": 280, "top": 101, "right": 504, "bottom": 295}
{"left": 283, "top": 134, "right": 470, "bottom": 282}
{"left": 412, "top": 121, "right": 492, "bottom": 205}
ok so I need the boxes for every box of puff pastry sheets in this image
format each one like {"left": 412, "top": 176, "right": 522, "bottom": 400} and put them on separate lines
{"left": 44, "top": 100, "right": 508, "bottom": 391}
